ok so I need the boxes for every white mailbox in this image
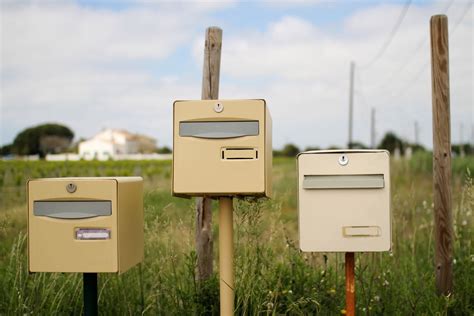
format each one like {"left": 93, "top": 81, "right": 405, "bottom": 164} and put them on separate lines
{"left": 297, "top": 150, "right": 391, "bottom": 252}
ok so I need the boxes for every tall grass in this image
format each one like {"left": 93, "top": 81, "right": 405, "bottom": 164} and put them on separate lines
{"left": 0, "top": 158, "right": 472, "bottom": 314}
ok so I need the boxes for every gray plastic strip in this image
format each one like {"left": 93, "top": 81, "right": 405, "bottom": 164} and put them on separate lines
{"left": 303, "top": 174, "right": 384, "bottom": 189}
{"left": 179, "top": 121, "right": 259, "bottom": 138}
{"left": 34, "top": 201, "right": 112, "bottom": 219}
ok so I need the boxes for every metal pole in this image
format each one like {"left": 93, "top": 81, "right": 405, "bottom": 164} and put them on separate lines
{"left": 219, "top": 197, "right": 234, "bottom": 316}
{"left": 348, "top": 61, "right": 355, "bottom": 149}
{"left": 83, "top": 273, "right": 98, "bottom": 316}
{"left": 345, "top": 252, "right": 355, "bottom": 316}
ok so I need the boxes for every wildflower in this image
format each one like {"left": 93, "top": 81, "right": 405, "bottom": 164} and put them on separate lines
{"left": 340, "top": 309, "right": 347, "bottom": 314}
{"left": 268, "top": 290, "right": 272, "bottom": 295}
{"left": 288, "top": 290, "right": 293, "bottom": 294}
{"left": 328, "top": 288, "right": 336, "bottom": 295}
{"left": 462, "top": 220, "right": 467, "bottom": 226}
{"left": 453, "top": 258, "right": 457, "bottom": 265}
{"left": 422, "top": 200, "right": 427, "bottom": 208}
{"left": 374, "top": 295, "right": 380, "bottom": 302}
{"left": 362, "top": 307, "right": 366, "bottom": 312}
{"left": 383, "top": 280, "right": 389, "bottom": 286}
{"left": 267, "top": 302, "right": 274, "bottom": 309}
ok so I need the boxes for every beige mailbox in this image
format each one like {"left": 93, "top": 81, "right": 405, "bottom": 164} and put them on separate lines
{"left": 298, "top": 150, "right": 391, "bottom": 252}
{"left": 28, "top": 177, "right": 143, "bottom": 273}
{"left": 173, "top": 99, "right": 272, "bottom": 197}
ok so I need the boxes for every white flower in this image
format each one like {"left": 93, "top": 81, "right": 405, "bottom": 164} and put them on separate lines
{"left": 462, "top": 220, "right": 467, "bottom": 226}
{"left": 383, "top": 280, "right": 389, "bottom": 286}
{"left": 374, "top": 295, "right": 380, "bottom": 302}
{"left": 288, "top": 290, "right": 293, "bottom": 294}
{"left": 453, "top": 258, "right": 457, "bottom": 265}
{"left": 267, "top": 302, "right": 274, "bottom": 309}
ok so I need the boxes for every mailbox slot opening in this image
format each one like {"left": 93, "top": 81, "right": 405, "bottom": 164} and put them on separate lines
{"left": 179, "top": 121, "right": 259, "bottom": 139}
{"left": 303, "top": 174, "right": 384, "bottom": 189}
{"left": 221, "top": 147, "right": 258, "bottom": 160}
{"left": 33, "top": 200, "right": 112, "bottom": 219}
{"left": 343, "top": 226, "right": 381, "bottom": 237}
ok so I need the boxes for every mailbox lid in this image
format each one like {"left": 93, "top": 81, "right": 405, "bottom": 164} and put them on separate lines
{"left": 28, "top": 178, "right": 119, "bottom": 273}
{"left": 297, "top": 150, "right": 391, "bottom": 252}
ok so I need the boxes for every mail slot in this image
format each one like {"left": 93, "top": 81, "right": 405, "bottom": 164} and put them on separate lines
{"left": 297, "top": 150, "right": 391, "bottom": 252}
{"left": 28, "top": 177, "right": 144, "bottom": 273}
{"left": 173, "top": 99, "right": 272, "bottom": 197}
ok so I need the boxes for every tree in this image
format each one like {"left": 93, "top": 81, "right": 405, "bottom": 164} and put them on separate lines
{"left": 0, "top": 144, "right": 13, "bottom": 156}
{"left": 157, "top": 146, "right": 172, "bottom": 154}
{"left": 349, "top": 141, "right": 368, "bottom": 149}
{"left": 12, "top": 123, "right": 74, "bottom": 158}
{"left": 377, "top": 132, "right": 405, "bottom": 154}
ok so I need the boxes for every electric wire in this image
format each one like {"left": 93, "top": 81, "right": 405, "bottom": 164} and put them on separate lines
{"left": 359, "top": 0, "right": 412, "bottom": 70}
{"left": 363, "top": 0, "right": 456, "bottom": 93}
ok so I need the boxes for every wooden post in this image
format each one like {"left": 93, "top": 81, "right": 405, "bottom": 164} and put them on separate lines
{"left": 430, "top": 14, "right": 453, "bottom": 296}
{"left": 196, "top": 27, "right": 222, "bottom": 281}
{"left": 345, "top": 252, "right": 355, "bottom": 316}
{"left": 219, "top": 197, "right": 234, "bottom": 315}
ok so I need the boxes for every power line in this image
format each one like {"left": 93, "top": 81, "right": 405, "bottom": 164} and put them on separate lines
{"left": 363, "top": 0, "right": 456, "bottom": 93}
{"left": 391, "top": 2, "right": 472, "bottom": 98}
{"left": 359, "top": 0, "right": 412, "bottom": 70}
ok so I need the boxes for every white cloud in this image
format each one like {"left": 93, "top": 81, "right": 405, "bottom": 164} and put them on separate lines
{"left": 214, "top": 2, "right": 473, "bottom": 148}
{"left": 0, "top": 1, "right": 224, "bottom": 145}
{"left": 1, "top": 1, "right": 472, "bottom": 150}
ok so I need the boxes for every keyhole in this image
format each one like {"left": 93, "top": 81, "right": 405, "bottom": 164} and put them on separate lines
{"left": 338, "top": 154, "right": 349, "bottom": 166}
{"left": 66, "top": 183, "right": 77, "bottom": 193}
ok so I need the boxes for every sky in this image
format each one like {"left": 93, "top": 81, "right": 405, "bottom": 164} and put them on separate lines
{"left": 1, "top": 0, "right": 472, "bottom": 150}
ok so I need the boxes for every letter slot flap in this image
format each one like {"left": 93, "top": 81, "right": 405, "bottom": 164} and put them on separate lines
{"left": 303, "top": 174, "right": 384, "bottom": 189}
{"left": 33, "top": 201, "right": 112, "bottom": 219}
{"left": 179, "top": 121, "right": 259, "bottom": 139}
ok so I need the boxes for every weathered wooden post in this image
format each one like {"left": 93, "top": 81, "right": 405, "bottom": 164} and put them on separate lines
{"left": 430, "top": 14, "right": 453, "bottom": 296}
{"left": 196, "top": 27, "right": 222, "bottom": 281}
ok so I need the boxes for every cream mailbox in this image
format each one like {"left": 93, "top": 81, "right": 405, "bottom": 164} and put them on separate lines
{"left": 28, "top": 177, "right": 143, "bottom": 273}
{"left": 173, "top": 99, "right": 272, "bottom": 197}
{"left": 298, "top": 150, "right": 391, "bottom": 252}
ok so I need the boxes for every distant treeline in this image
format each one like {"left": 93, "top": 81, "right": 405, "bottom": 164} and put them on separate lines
{"left": 273, "top": 131, "right": 473, "bottom": 157}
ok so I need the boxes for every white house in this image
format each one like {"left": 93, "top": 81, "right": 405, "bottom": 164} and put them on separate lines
{"left": 79, "top": 129, "right": 156, "bottom": 160}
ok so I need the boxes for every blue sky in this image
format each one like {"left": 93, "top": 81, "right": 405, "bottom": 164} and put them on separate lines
{"left": 1, "top": 0, "right": 472, "bottom": 149}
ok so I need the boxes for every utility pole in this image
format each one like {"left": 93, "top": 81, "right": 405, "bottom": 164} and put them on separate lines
{"left": 370, "top": 107, "right": 376, "bottom": 148}
{"left": 414, "top": 121, "right": 419, "bottom": 144}
{"left": 460, "top": 123, "right": 465, "bottom": 157}
{"left": 348, "top": 61, "right": 355, "bottom": 149}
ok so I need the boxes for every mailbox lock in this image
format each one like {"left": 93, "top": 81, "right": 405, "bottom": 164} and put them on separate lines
{"left": 66, "top": 183, "right": 77, "bottom": 193}
{"left": 214, "top": 103, "right": 224, "bottom": 113}
{"left": 338, "top": 154, "right": 349, "bottom": 166}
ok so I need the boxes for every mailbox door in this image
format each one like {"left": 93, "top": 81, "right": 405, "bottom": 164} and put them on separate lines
{"left": 173, "top": 100, "right": 267, "bottom": 195}
{"left": 298, "top": 151, "right": 391, "bottom": 252}
{"left": 28, "top": 179, "right": 118, "bottom": 272}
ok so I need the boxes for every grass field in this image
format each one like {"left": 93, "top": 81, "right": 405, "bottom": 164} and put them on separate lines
{"left": 0, "top": 153, "right": 473, "bottom": 315}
